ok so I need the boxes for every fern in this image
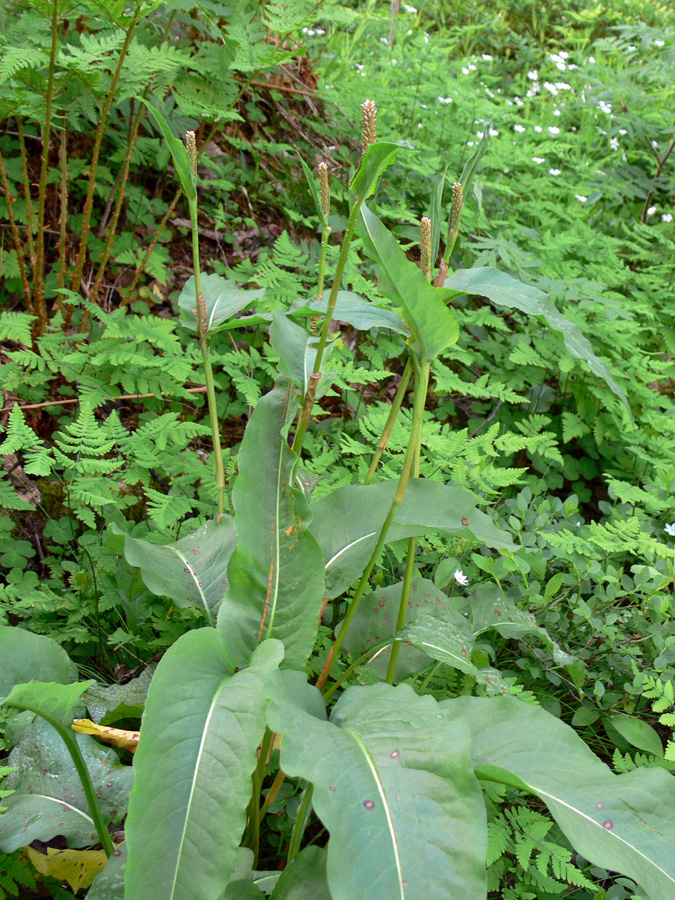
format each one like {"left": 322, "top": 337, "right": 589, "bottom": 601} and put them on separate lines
{"left": 0, "top": 405, "right": 52, "bottom": 476}
{"left": 0, "top": 312, "right": 34, "bottom": 345}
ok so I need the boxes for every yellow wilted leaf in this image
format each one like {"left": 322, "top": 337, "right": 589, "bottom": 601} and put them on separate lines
{"left": 25, "top": 846, "right": 108, "bottom": 892}
{"left": 72, "top": 718, "right": 140, "bottom": 753}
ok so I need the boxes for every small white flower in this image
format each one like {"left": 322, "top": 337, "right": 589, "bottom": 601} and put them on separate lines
{"left": 589, "top": 56, "right": 596, "bottom": 64}
{"left": 548, "top": 126, "right": 560, "bottom": 135}
{"left": 513, "top": 123, "right": 526, "bottom": 132}
{"left": 654, "top": 39, "right": 665, "bottom": 47}
{"left": 532, "top": 157, "right": 546, "bottom": 164}
{"left": 534, "top": 125, "right": 543, "bottom": 132}
{"left": 553, "top": 108, "right": 561, "bottom": 116}
{"left": 610, "top": 136, "right": 619, "bottom": 150}
{"left": 647, "top": 206, "right": 657, "bottom": 216}
{"left": 402, "top": 2, "right": 417, "bottom": 11}
{"left": 575, "top": 195, "right": 587, "bottom": 202}
{"left": 527, "top": 69, "right": 539, "bottom": 80}
{"left": 663, "top": 213, "right": 673, "bottom": 222}
{"left": 482, "top": 53, "right": 493, "bottom": 60}
{"left": 489, "top": 127, "right": 499, "bottom": 136}
{"left": 454, "top": 569, "right": 469, "bottom": 586}
{"left": 665, "top": 523, "right": 675, "bottom": 536}
{"left": 549, "top": 168, "right": 561, "bottom": 175}
{"left": 438, "top": 95, "right": 453, "bottom": 104}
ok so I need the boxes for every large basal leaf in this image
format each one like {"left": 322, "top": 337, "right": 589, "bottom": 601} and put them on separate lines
{"left": 358, "top": 203, "right": 459, "bottom": 361}
{"left": 343, "top": 577, "right": 466, "bottom": 680}
{"left": 269, "top": 311, "right": 321, "bottom": 395}
{"left": 124, "top": 631, "right": 283, "bottom": 900}
{"left": 179, "top": 273, "right": 264, "bottom": 334}
{"left": 310, "top": 478, "right": 515, "bottom": 599}
{"left": 266, "top": 673, "right": 487, "bottom": 900}
{"left": 297, "top": 292, "right": 408, "bottom": 336}
{"left": 217, "top": 380, "right": 325, "bottom": 668}
{"left": 83, "top": 665, "right": 156, "bottom": 725}
{"left": 444, "top": 267, "right": 629, "bottom": 410}
{"left": 0, "top": 717, "right": 133, "bottom": 852}
{"left": 0, "top": 626, "right": 71, "bottom": 696}
{"left": 125, "top": 517, "right": 236, "bottom": 625}
{"left": 443, "top": 696, "right": 675, "bottom": 900}
{"left": 349, "top": 141, "right": 399, "bottom": 202}
{"left": 470, "top": 586, "right": 576, "bottom": 666}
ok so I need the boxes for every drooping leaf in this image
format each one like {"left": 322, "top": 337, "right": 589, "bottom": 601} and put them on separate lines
{"left": 83, "top": 665, "right": 156, "bottom": 725}
{"left": 357, "top": 203, "right": 459, "bottom": 361}
{"left": 142, "top": 100, "right": 195, "bottom": 202}
{"left": 470, "top": 586, "right": 576, "bottom": 666}
{"left": 124, "top": 631, "right": 283, "bottom": 900}
{"left": 269, "top": 312, "right": 320, "bottom": 394}
{"left": 299, "top": 157, "right": 328, "bottom": 228}
{"left": 295, "top": 292, "right": 408, "bottom": 336}
{"left": 343, "top": 577, "right": 466, "bottom": 680}
{"left": 0, "top": 626, "right": 71, "bottom": 697}
{"left": 217, "top": 380, "right": 325, "bottom": 668}
{"left": 349, "top": 141, "right": 399, "bottom": 202}
{"left": 443, "top": 696, "right": 675, "bottom": 900}
{"left": 71, "top": 719, "right": 139, "bottom": 754}
{"left": 444, "top": 267, "right": 629, "bottom": 410}
{"left": 179, "top": 273, "right": 264, "bottom": 333}
{"left": 125, "top": 517, "right": 236, "bottom": 625}
{"left": 269, "top": 846, "right": 331, "bottom": 900}
{"left": 400, "top": 611, "right": 509, "bottom": 695}
{"left": 0, "top": 717, "right": 132, "bottom": 852}
{"left": 310, "top": 479, "right": 515, "bottom": 599}
{"left": 458, "top": 127, "right": 491, "bottom": 198}
{"left": 266, "top": 674, "right": 487, "bottom": 900}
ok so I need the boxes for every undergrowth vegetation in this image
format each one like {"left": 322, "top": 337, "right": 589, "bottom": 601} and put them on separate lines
{"left": 1, "top": 1, "right": 675, "bottom": 898}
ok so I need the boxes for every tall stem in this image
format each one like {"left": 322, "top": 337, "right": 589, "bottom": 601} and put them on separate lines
{"left": 71, "top": 15, "right": 138, "bottom": 297}
{"left": 57, "top": 126, "right": 68, "bottom": 297}
{"left": 363, "top": 359, "right": 412, "bottom": 484}
{"left": 316, "top": 358, "right": 430, "bottom": 690}
{"left": 293, "top": 199, "right": 361, "bottom": 455}
{"left": 17, "top": 119, "right": 36, "bottom": 266}
{"left": 33, "top": 0, "right": 60, "bottom": 332}
{"left": 190, "top": 198, "right": 226, "bottom": 518}
{"left": 0, "top": 150, "right": 32, "bottom": 314}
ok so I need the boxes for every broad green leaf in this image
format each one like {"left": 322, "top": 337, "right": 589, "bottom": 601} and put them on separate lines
{"left": 86, "top": 843, "right": 127, "bottom": 900}
{"left": 443, "top": 696, "right": 675, "bottom": 900}
{"left": 310, "top": 478, "right": 515, "bottom": 599}
{"left": 343, "top": 577, "right": 467, "bottom": 680}
{"left": 349, "top": 141, "right": 399, "bottom": 201}
{"left": 223, "top": 882, "right": 266, "bottom": 899}
{"left": 444, "top": 267, "right": 629, "bottom": 410}
{"left": 470, "top": 586, "right": 576, "bottom": 666}
{"left": 179, "top": 273, "right": 264, "bottom": 333}
{"left": 0, "top": 717, "right": 132, "bottom": 852}
{"left": 125, "top": 517, "right": 236, "bottom": 625}
{"left": 0, "top": 626, "right": 71, "bottom": 697}
{"left": 142, "top": 100, "right": 195, "bottom": 202}
{"left": 267, "top": 675, "right": 487, "bottom": 900}
{"left": 124, "top": 631, "right": 283, "bottom": 900}
{"left": 358, "top": 204, "right": 459, "bottom": 361}
{"left": 459, "top": 127, "right": 491, "bottom": 198}
{"left": 608, "top": 714, "right": 664, "bottom": 758}
{"left": 217, "top": 380, "right": 325, "bottom": 668}
{"left": 400, "top": 611, "right": 509, "bottom": 695}
{"left": 270, "top": 312, "right": 319, "bottom": 394}
{"left": 270, "top": 847, "right": 331, "bottom": 900}
{"left": 2, "top": 680, "right": 93, "bottom": 730}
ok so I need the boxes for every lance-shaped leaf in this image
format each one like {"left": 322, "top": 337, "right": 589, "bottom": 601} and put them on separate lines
{"left": 269, "top": 311, "right": 334, "bottom": 397}
{"left": 142, "top": 100, "right": 195, "bottom": 202}
{"left": 0, "top": 715, "right": 132, "bottom": 852}
{"left": 179, "top": 273, "right": 264, "bottom": 334}
{"left": 310, "top": 479, "right": 515, "bottom": 599}
{"left": 470, "top": 586, "right": 576, "bottom": 666}
{"left": 267, "top": 674, "right": 487, "bottom": 900}
{"left": 295, "top": 292, "right": 408, "bottom": 336}
{"left": 217, "top": 380, "right": 325, "bottom": 668}
{"left": 349, "top": 142, "right": 399, "bottom": 202}
{"left": 124, "top": 632, "right": 283, "bottom": 900}
{"left": 0, "top": 626, "right": 71, "bottom": 697}
{"left": 357, "top": 203, "right": 459, "bottom": 360}
{"left": 125, "top": 517, "right": 236, "bottom": 625}
{"left": 443, "top": 696, "right": 675, "bottom": 900}
{"left": 444, "top": 267, "right": 629, "bottom": 410}
{"left": 299, "top": 157, "right": 328, "bottom": 229}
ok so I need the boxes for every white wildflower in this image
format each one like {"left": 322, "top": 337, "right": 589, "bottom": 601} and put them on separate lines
{"left": 549, "top": 168, "right": 561, "bottom": 175}
{"left": 575, "top": 195, "right": 587, "bottom": 202}
{"left": 513, "top": 123, "right": 526, "bottom": 132}
{"left": 548, "top": 126, "right": 560, "bottom": 134}
{"left": 527, "top": 69, "right": 539, "bottom": 80}
{"left": 665, "top": 523, "right": 675, "bottom": 536}
{"left": 647, "top": 206, "right": 657, "bottom": 216}
{"left": 532, "top": 157, "right": 545, "bottom": 164}
{"left": 454, "top": 569, "right": 469, "bottom": 586}
{"left": 663, "top": 213, "right": 673, "bottom": 222}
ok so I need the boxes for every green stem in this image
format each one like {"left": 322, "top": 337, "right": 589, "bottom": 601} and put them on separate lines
{"left": 418, "top": 659, "right": 443, "bottom": 693}
{"left": 190, "top": 198, "right": 226, "bottom": 518}
{"left": 363, "top": 359, "right": 412, "bottom": 484}
{"left": 60, "top": 726, "right": 114, "bottom": 857}
{"left": 316, "top": 358, "right": 430, "bottom": 690}
{"left": 385, "top": 535, "right": 417, "bottom": 684}
{"left": 287, "top": 783, "right": 314, "bottom": 863}
{"left": 293, "top": 198, "right": 361, "bottom": 455}
{"left": 259, "top": 767, "right": 286, "bottom": 819}
{"left": 323, "top": 637, "right": 396, "bottom": 701}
